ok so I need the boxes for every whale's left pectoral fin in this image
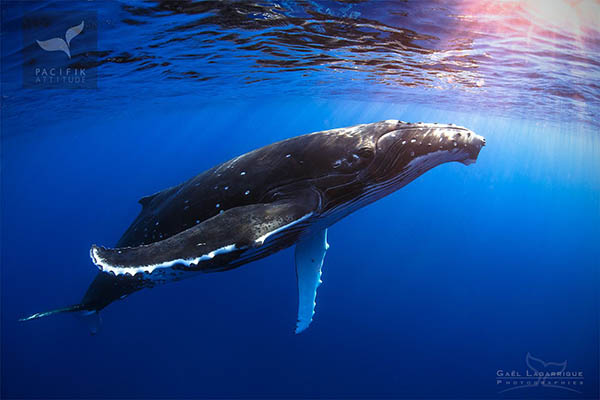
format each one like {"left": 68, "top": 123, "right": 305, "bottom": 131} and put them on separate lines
{"left": 295, "top": 228, "right": 329, "bottom": 334}
{"left": 91, "top": 197, "right": 320, "bottom": 275}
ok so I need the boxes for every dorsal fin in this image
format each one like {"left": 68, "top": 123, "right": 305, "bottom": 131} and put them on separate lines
{"left": 138, "top": 185, "right": 181, "bottom": 209}
{"left": 138, "top": 192, "right": 160, "bottom": 208}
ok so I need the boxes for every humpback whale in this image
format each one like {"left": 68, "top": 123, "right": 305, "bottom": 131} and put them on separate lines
{"left": 21, "top": 120, "right": 485, "bottom": 333}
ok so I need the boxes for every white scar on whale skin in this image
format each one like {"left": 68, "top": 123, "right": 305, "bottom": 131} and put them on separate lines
{"left": 254, "top": 213, "right": 313, "bottom": 246}
{"left": 90, "top": 244, "right": 237, "bottom": 277}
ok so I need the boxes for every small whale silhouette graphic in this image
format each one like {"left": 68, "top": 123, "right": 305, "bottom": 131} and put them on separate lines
{"left": 526, "top": 352, "right": 567, "bottom": 378}
{"left": 36, "top": 21, "right": 84, "bottom": 59}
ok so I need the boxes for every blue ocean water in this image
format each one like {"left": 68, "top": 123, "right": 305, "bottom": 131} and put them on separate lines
{"left": 1, "top": 1, "right": 599, "bottom": 399}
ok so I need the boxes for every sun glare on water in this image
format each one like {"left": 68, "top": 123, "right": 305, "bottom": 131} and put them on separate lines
{"left": 461, "top": 0, "right": 599, "bottom": 44}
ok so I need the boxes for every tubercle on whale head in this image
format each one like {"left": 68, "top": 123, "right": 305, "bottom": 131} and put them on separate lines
{"left": 367, "top": 121, "right": 486, "bottom": 181}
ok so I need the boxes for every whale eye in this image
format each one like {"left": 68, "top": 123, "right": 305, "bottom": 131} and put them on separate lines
{"left": 355, "top": 147, "right": 374, "bottom": 160}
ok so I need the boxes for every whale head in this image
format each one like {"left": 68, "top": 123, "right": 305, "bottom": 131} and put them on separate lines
{"left": 365, "top": 121, "right": 486, "bottom": 185}
{"left": 314, "top": 120, "right": 485, "bottom": 220}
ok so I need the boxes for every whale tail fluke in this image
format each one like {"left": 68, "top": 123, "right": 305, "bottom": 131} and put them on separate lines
{"left": 19, "top": 304, "right": 84, "bottom": 321}
{"left": 19, "top": 304, "right": 102, "bottom": 335}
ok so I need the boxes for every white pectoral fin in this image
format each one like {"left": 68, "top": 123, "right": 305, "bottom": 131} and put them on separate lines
{"left": 294, "top": 229, "right": 329, "bottom": 334}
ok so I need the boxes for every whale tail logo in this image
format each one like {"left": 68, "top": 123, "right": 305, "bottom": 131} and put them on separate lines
{"left": 526, "top": 352, "right": 567, "bottom": 378}
{"left": 36, "top": 21, "right": 84, "bottom": 59}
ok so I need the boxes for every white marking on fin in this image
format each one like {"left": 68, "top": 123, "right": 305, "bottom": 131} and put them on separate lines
{"left": 254, "top": 213, "right": 313, "bottom": 246}
{"left": 294, "top": 228, "right": 329, "bottom": 334}
{"left": 90, "top": 244, "right": 237, "bottom": 276}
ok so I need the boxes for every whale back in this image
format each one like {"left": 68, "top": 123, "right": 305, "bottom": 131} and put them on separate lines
{"left": 115, "top": 131, "right": 360, "bottom": 248}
